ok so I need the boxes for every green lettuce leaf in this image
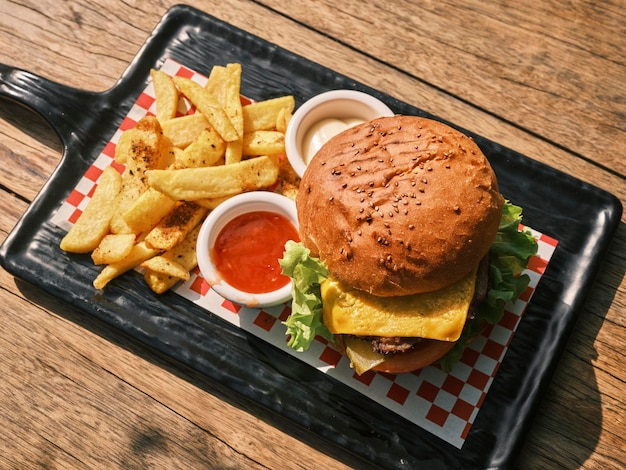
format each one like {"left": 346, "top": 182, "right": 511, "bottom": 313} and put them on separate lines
{"left": 439, "top": 201, "right": 538, "bottom": 371}
{"left": 279, "top": 240, "right": 332, "bottom": 351}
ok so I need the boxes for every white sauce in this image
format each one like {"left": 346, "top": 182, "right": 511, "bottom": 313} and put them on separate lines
{"left": 302, "top": 117, "right": 364, "bottom": 163}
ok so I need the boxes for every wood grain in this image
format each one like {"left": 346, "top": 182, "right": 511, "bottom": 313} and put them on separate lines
{"left": 1, "top": 0, "right": 624, "bottom": 468}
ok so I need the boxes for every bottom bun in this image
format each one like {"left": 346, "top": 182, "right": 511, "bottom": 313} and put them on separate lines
{"left": 371, "top": 339, "right": 456, "bottom": 374}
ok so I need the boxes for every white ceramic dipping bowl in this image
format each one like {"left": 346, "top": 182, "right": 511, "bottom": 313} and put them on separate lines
{"left": 285, "top": 89, "right": 394, "bottom": 178}
{"left": 196, "top": 191, "right": 298, "bottom": 308}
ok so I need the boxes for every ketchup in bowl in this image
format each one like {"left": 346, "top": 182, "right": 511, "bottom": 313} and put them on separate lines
{"left": 212, "top": 211, "right": 299, "bottom": 294}
{"left": 196, "top": 191, "right": 299, "bottom": 308}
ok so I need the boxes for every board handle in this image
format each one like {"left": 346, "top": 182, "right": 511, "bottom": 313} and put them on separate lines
{"left": 0, "top": 63, "right": 102, "bottom": 149}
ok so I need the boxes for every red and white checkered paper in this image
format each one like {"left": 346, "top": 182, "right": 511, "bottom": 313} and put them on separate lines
{"left": 52, "top": 59, "right": 558, "bottom": 449}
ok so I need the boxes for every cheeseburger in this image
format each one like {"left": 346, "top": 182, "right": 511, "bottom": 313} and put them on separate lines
{"left": 280, "top": 115, "right": 537, "bottom": 375}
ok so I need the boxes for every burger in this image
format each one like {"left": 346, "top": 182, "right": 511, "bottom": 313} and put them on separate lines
{"left": 280, "top": 115, "right": 537, "bottom": 375}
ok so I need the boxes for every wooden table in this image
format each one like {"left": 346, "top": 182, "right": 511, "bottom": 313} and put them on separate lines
{"left": 1, "top": 1, "right": 624, "bottom": 468}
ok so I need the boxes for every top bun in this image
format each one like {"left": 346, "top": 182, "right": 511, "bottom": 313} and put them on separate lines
{"left": 296, "top": 115, "right": 504, "bottom": 296}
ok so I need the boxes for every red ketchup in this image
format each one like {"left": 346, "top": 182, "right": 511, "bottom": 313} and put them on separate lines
{"left": 212, "top": 211, "right": 299, "bottom": 294}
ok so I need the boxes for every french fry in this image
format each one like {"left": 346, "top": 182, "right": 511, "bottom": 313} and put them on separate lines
{"left": 122, "top": 187, "right": 177, "bottom": 234}
{"left": 60, "top": 166, "right": 123, "bottom": 253}
{"left": 109, "top": 167, "right": 150, "bottom": 234}
{"left": 143, "top": 270, "right": 177, "bottom": 295}
{"left": 205, "top": 65, "right": 228, "bottom": 101}
{"left": 150, "top": 69, "right": 178, "bottom": 124}
{"left": 223, "top": 64, "right": 244, "bottom": 134}
{"left": 141, "top": 256, "right": 190, "bottom": 281}
{"left": 243, "top": 130, "right": 285, "bottom": 156}
{"left": 143, "top": 224, "right": 201, "bottom": 293}
{"left": 275, "top": 107, "right": 292, "bottom": 133}
{"left": 173, "top": 77, "right": 239, "bottom": 142}
{"left": 205, "top": 65, "right": 244, "bottom": 164}
{"left": 161, "top": 113, "right": 210, "bottom": 149}
{"left": 242, "top": 96, "right": 295, "bottom": 132}
{"left": 91, "top": 233, "right": 136, "bottom": 265}
{"left": 224, "top": 140, "right": 243, "bottom": 165}
{"left": 144, "top": 201, "right": 208, "bottom": 251}
{"left": 176, "top": 127, "right": 226, "bottom": 168}
{"left": 280, "top": 180, "right": 300, "bottom": 201}
{"left": 125, "top": 116, "right": 170, "bottom": 174}
{"left": 114, "top": 129, "right": 132, "bottom": 164}
{"left": 93, "top": 241, "right": 160, "bottom": 290}
{"left": 223, "top": 64, "right": 244, "bottom": 164}
{"left": 110, "top": 116, "right": 169, "bottom": 234}
{"left": 146, "top": 155, "right": 279, "bottom": 201}
{"left": 206, "top": 64, "right": 243, "bottom": 130}
{"left": 278, "top": 155, "right": 301, "bottom": 201}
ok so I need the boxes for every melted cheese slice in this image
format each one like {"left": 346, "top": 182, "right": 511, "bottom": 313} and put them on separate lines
{"left": 321, "top": 268, "right": 477, "bottom": 342}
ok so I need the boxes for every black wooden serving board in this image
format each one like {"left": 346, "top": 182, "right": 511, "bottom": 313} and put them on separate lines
{"left": 0, "top": 5, "right": 622, "bottom": 469}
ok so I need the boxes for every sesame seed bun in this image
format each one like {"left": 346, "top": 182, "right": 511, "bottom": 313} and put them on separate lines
{"left": 296, "top": 115, "right": 504, "bottom": 297}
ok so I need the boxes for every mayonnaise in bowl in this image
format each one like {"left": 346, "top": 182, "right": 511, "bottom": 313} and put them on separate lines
{"left": 302, "top": 117, "right": 365, "bottom": 164}
{"left": 285, "top": 90, "right": 394, "bottom": 177}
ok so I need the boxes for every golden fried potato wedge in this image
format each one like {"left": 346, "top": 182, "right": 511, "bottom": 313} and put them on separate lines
{"left": 91, "top": 233, "right": 136, "bottom": 265}
{"left": 93, "top": 241, "right": 160, "bottom": 290}
{"left": 224, "top": 140, "right": 243, "bottom": 165}
{"left": 144, "top": 201, "right": 208, "bottom": 251}
{"left": 173, "top": 77, "right": 239, "bottom": 142}
{"left": 60, "top": 166, "right": 123, "bottom": 253}
{"left": 143, "top": 270, "right": 179, "bottom": 294}
{"left": 114, "top": 129, "right": 133, "bottom": 165}
{"left": 122, "top": 187, "right": 177, "bottom": 234}
{"left": 275, "top": 107, "right": 292, "bottom": 133}
{"left": 146, "top": 155, "right": 279, "bottom": 201}
{"left": 143, "top": 224, "right": 201, "bottom": 293}
{"left": 109, "top": 167, "right": 149, "bottom": 234}
{"left": 125, "top": 116, "right": 169, "bottom": 174}
{"left": 223, "top": 64, "right": 244, "bottom": 164}
{"left": 206, "top": 64, "right": 243, "bottom": 132}
{"left": 243, "top": 130, "right": 285, "bottom": 156}
{"left": 141, "top": 256, "right": 190, "bottom": 281}
{"left": 109, "top": 116, "right": 169, "bottom": 234}
{"left": 242, "top": 96, "right": 295, "bottom": 132}
{"left": 176, "top": 127, "right": 226, "bottom": 168}
{"left": 206, "top": 65, "right": 243, "bottom": 164}
{"left": 205, "top": 64, "right": 228, "bottom": 100}
{"left": 150, "top": 69, "right": 179, "bottom": 124}
{"left": 161, "top": 113, "right": 210, "bottom": 149}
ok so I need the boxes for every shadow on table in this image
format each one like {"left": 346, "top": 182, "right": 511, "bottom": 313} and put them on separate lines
{"left": 13, "top": 275, "right": 380, "bottom": 470}
{"left": 515, "top": 222, "right": 625, "bottom": 469}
